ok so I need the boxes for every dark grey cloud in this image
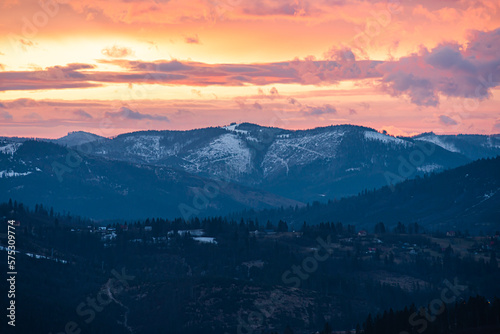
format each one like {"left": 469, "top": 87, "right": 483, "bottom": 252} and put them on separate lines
{"left": 302, "top": 104, "right": 337, "bottom": 116}
{"left": 74, "top": 109, "right": 93, "bottom": 119}
{"left": 253, "top": 102, "right": 263, "bottom": 110}
{"left": 439, "top": 115, "right": 458, "bottom": 126}
{"left": 0, "top": 110, "right": 13, "bottom": 120}
{"left": 105, "top": 107, "right": 169, "bottom": 122}
{"left": 184, "top": 35, "right": 200, "bottom": 44}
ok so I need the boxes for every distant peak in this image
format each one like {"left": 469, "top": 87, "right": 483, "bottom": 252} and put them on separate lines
{"left": 64, "top": 131, "right": 100, "bottom": 137}
{"left": 413, "top": 131, "right": 436, "bottom": 138}
{"left": 55, "top": 131, "right": 106, "bottom": 147}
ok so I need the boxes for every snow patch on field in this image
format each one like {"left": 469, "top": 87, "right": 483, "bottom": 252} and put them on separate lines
{"left": 193, "top": 237, "right": 217, "bottom": 244}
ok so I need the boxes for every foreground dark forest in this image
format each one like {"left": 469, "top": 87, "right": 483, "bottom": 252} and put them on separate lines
{"left": 1, "top": 199, "right": 499, "bottom": 333}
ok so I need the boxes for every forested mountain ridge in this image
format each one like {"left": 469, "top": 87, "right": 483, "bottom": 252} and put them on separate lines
{"left": 2, "top": 124, "right": 499, "bottom": 207}
{"left": 233, "top": 156, "right": 500, "bottom": 233}
{"left": 0, "top": 140, "right": 301, "bottom": 220}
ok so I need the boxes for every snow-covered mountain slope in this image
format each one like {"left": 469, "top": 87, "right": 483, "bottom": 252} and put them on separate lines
{"left": 0, "top": 142, "right": 22, "bottom": 155}
{"left": 412, "top": 132, "right": 500, "bottom": 160}
{"left": 182, "top": 133, "right": 253, "bottom": 178}
{"left": 77, "top": 123, "right": 486, "bottom": 202}
{"left": 413, "top": 133, "right": 460, "bottom": 153}
{"left": 261, "top": 128, "right": 345, "bottom": 177}
{"left": 2, "top": 124, "right": 499, "bottom": 205}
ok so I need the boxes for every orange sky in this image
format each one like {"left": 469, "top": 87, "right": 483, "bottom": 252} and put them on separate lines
{"left": 0, "top": 0, "right": 500, "bottom": 138}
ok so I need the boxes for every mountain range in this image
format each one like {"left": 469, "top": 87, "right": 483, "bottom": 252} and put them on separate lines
{"left": 0, "top": 123, "right": 499, "bottom": 222}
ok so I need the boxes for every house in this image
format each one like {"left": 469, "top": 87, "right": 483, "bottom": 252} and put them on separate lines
{"left": 358, "top": 230, "right": 367, "bottom": 237}
{"left": 144, "top": 226, "right": 152, "bottom": 232}
{"left": 446, "top": 231, "right": 456, "bottom": 237}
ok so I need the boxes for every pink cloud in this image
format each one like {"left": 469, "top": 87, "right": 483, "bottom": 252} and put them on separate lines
{"left": 377, "top": 28, "right": 500, "bottom": 106}
{"left": 101, "top": 45, "right": 135, "bottom": 58}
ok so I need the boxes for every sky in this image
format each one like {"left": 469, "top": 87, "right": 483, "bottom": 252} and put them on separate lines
{"left": 0, "top": 0, "right": 499, "bottom": 138}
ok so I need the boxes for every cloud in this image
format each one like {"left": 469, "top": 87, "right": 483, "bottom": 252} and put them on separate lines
{"left": 101, "top": 45, "right": 134, "bottom": 58}
{"left": 287, "top": 97, "right": 301, "bottom": 106}
{"left": 302, "top": 104, "right": 337, "bottom": 116}
{"left": 349, "top": 108, "right": 357, "bottom": 115}
{"left": 359, "top": 102, "right": 370, "bottom": 110}
{"left": 235, "top": 98, "right": 246, "bottom": 109}
{"left": 191, "top": 89, "right": 202, "bottom": 96}
{"left": 18, "top": 39, "right": 36, "bottom": 51}
{"left": 3, "top": 98, "right": 39, "bottom": 108}
{"left": 74, "top": 109, "right": 93, "bottom": 119}
{"left": 0, "top": 63, "right": 101, "bottom": 91}
{"left": 324, "top": 46, "right": 356, "bottom": 62}
{"left": 0, "top": 64, "right": 4, "bottom": 71}
{"left": 0, "top": 110, "right": 13, "bottom": 120}
{"left": 117, "top": 59, "right": 191, "bottom": 72}
{"left": 0, "top": 98, "right": 106, "bottom": 109}
{"left": 253, "top": 102, "right": 263, "bottom": 110}
{"left": 257, "top": 86, "right": 280, "bottom": 99}
{"left": 174, "top": 108, "right": 194, "bottom": 117}
{"left": 377, "top": 28, "right": 500, "bottom": 106}
{"left": 146, "top": 41, "right": 159, "bottom": 51}
{"left": 439, "top": 115, "right": 458, "bottom": 126}
{"left": 184, "top": 34, "right": 200, "bottom": 44}
{"left": 269, "top": 87, "right": 279, "bottom": 98}
{"left": 105, "top": 106, "right": 169, "bottom": 122}
{"left": 0, "top": 28, "right": 498, "bottom": 111}
{"left": 0, "top": 57, "right": 379, "bottom": 91}
{"left": 24, "top": 112, "right": 42, "bottom": 120}
{"left": 241, "top": 1, "right": 317, "bottom": 17}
